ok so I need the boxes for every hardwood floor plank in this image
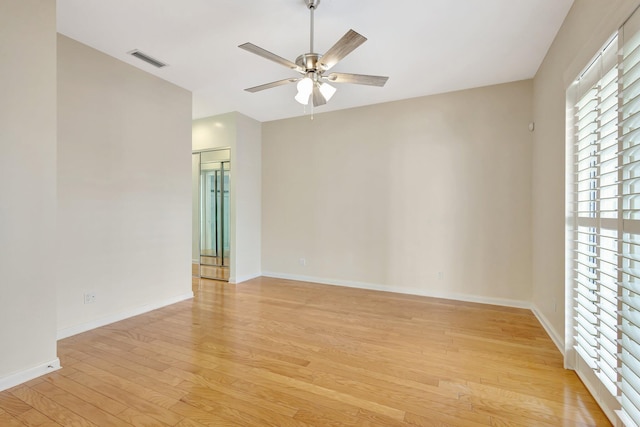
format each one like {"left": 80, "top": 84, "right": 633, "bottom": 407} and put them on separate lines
{"left": 0, "top": 277, "right": 610, "bottom": 426}
{"left": 30, "top": 382, "right": 125, "bottom": 427}
{"left": 47, "top": 375, "right": 134, "bottom": 415}
{"left": 9, "top": 386, "right": 98, "bottom": 427}
{"left": 178, "top": 386, "right": 314, "bottom": 427}
{"left": 248, "top": 367, "right": 406, "bottom": 420}
{"left": 42, "top": 374, "right": 126, "bottom": 416}
{"left": 65, "top": 371, "right": 183, "bottom": 425}
{"left": 479, "top": 372, "right": 601, "bottom": 407}
{"left": 169, "top": 352, "right": 406, "bottom": 421}
{"left": 80, "top": 356, "right": 186, "bottom": 401}
{"left": 0, "top": 408, "right": 28, "bottom": 427}
{"left": 469, "top": 395, "right": 604, "bottom": 427}
{"left": 71, "top": 360, "right": 183, "bottom": 408}
{"left": 115, "top": 408, "right": 172, "bottom": 427}
{"left": 172, "top": 371, "right": 298, "bottom": 417}
{"left": 168, "top": 401, "right": 247, "bottom": 427}
{"left": 131, "top": 321, "right": 312, "bottom": 370}
{"left": 441, "top": 379, "right": 611, "bottom": 425}
{"left": 175, "top": 417, "right": 209, "bottom": 427}
{"left": 404, "top": 408, "right": 493, "bottom": 427}
{"left": 307, "top": 368, "right": 466, "bottom": 419}
{"left": 83, "top": 336, "right": 174, "bottom": 373}
{"left": 0, "top": 391, "right": 33, "bottom": 417}
{"left": 168, "top": 364, "right": 367, "bottom": 420}
{"left": 16, "top": 408, "right": 61, "bottom": 427}
{"left": 292, "top": 407, "right": 379, "bottom": 427}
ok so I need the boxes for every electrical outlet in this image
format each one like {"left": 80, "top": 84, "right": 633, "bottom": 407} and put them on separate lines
{"left": 437, "top": 271, "right": 444, "bottom": 280}
{"left": 299, "top": 258, "right": 307, "bottom": 266}
{"left": 84, "top": 292, "right": 96, "bottom": 304}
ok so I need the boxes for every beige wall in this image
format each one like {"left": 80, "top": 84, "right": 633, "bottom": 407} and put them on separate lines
{"left": 192, "top": 112, "right": 262, "bottom": 283}
{"left": 193, "top": 112, "right": 237, "bottom": 152}
{"left": 531, "top": 0, "right": 640, "bottom": 352}
{"left": 235, "top": 114, "right": 262, "bottom": 281}
{"left": 56, "top": 35, "right": 193, "bottom": 337}
{"left": 0, "top": 0, "right": 59, "bottom": 388}
{"left": 262, "top": 80, "right": 533, "bottom": 306}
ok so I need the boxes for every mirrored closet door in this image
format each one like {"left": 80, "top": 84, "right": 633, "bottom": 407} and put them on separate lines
{"left": 192, "top": 149, "right": 230, "bottom": 281}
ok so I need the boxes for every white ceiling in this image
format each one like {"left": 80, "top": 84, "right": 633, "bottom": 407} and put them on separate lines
{"left": 57, "top": 0, "right": 574, "bottom": 122}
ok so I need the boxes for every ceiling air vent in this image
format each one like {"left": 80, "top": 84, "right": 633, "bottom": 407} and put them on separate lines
{"left": 128, "top": 50, "right": 167, "bottom": 68}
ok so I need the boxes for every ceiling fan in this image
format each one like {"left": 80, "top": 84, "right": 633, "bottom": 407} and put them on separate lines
{"left": 239, "top": 0, "right": 388, "bottom": 107}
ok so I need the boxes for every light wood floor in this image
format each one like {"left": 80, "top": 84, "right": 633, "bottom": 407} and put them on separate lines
{"left": 193, "top": 262, "right": 230, "bottom": 282}
{"left": 0, "top": 277, "right": 610, "bottom": 426}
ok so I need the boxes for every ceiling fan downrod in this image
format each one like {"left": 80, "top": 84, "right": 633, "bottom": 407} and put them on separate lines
{"left": 306, "top": 0, "right": 320, "bottom": 54}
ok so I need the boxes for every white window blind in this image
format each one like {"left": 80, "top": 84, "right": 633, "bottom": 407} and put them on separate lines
{"left": 569, "top": 7, "right": 640, "bottom": 427}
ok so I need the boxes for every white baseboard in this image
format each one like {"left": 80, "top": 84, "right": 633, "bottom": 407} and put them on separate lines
{"left": 531, "top": 303, "right": 564, "bottom": 355}
{"left": 261, "top": 271, "right": 530, "bottom": 309}
{"left": 230, "top": 273, "right": 262, "bottom": 285}
{"left": 0, "top": 358, "right": 61, "bottom": 392}
{"left": 57, "top": 293, "right": 194, "bottom": 340}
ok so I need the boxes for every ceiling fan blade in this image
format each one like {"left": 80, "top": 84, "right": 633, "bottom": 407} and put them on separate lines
{"left": 312, "top": 85, "right": 327, "bottom": 107}
{"left": 244, "top": 78, "right": 298, "bottom": 93}
{"left": 239, "top": 43, "right": 302, "bottom": 72}
{"left": 317, "top": 30, "right": 367, "bottom": 71}
{"left": 325, "top": 72, "right": 389, "bottom": 87}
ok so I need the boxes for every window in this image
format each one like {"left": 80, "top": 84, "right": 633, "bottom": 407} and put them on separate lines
{"left": 568, "top": 7, "right": 640, "bottom": 427}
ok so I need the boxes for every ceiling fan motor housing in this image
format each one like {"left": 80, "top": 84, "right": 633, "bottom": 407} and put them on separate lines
{"left": 296, "top": 53, "right": 322, "bottom": 72}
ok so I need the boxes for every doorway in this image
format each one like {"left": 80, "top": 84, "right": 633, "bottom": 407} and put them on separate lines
{"left": 192, "top": 149, "right": 230, "bottom": 281}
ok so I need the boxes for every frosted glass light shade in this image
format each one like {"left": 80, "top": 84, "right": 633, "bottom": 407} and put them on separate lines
{"left": 319, "top": 82, "right": 336, "bottom": 101}
{"left": 297, "top": 77, "right": 313, "bottom": 93}
{"left": 295, "top": 77, "right": 313, "bottom": 105}
{"left": 295, "top": 91, "right": 311, "bottom": 105}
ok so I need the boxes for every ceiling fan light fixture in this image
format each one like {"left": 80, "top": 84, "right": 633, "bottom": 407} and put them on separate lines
{"left": 318, "top": 82, "right": 336, "bottom": 101}
{"left": 297, "top": 76, "right": 313, "bottom": 93}
{"left": 295, "top": 77, "right": 314, "bottom": 105}
{"left": 295, "top": 91, "right": 311, "bottom": 105}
